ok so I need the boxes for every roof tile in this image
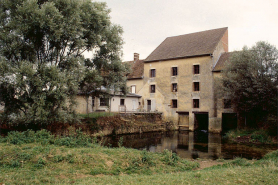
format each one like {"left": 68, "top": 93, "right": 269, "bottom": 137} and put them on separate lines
{"left": 145, "top": 27, "right": 228, "bottom": 62}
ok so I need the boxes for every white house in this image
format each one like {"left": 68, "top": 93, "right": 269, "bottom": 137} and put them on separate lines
{"left": 75, "top": 91, "right": 141, "bottom": 114}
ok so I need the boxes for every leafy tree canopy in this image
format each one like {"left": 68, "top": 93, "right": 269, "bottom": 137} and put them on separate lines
{"left": 220, "top": 41, "right": 278, "bottom": 126}
{"left": 0, "top": 0, "right": 126, "bottom": 125}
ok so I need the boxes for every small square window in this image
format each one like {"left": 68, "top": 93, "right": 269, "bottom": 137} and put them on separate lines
{"left": 193, "top": 82, "right": 200, "bottom": 91}
{"left": 172, "top": 99, "right": 178, "bottom": 108}
{"left": 224, "top": 99, "right": 231, "bottom": 109}
{"left": 193, "top": 99, "right": 199, "bottom": 108}
{"left": 172, "top": 67, "right": 178, "bottom": 76}
{"left": 193, "top": 65, "right": 200, "bottom": 74}
{"left": 150, "top": 85, "right": 155, "bottom": 93}
{"left": 172, "top": 83, "right": 178, "bottom": 92}
{"left": 100, "top": 98, "right": 109, "bottom": 106}
{"left": 150, "top": 69, "right": 156, "bottom": 77}
{"left": 120, "top": 99, "right": 125, "bottom": 106}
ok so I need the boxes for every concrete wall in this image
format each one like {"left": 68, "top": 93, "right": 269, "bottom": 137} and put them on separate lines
{"left": 75, "top": 95, "right": 140, "bottom": 114}
{"left": 110, "top": 96, "right": 140, "bottom": 112}
{"left": 75, "top": 95, "right": 93, "bottom": 114}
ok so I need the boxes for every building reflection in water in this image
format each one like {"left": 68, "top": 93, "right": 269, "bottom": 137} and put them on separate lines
{"left": 103, "top": 130, "right": 274, "bottom": 160}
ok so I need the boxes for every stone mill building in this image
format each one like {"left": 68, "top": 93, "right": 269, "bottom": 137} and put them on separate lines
{"left": 126, "top": 27, "right": 237, "bottom": 133}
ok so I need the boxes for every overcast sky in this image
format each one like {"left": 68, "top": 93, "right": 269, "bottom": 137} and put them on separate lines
{"left": 96, "top": 0, "right": 278, "bottom": 61}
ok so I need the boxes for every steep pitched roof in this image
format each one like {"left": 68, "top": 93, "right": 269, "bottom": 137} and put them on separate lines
{"left": 145, "top": 27, "right": 228, "bottom": 62}
{"left": 213, "top": 52, "right": 235, "bottom": 72}
{"left": 126, "top": 59, "right": 144, "bottom": 79}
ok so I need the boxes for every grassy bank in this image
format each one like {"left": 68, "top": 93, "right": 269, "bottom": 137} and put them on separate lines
{"left": 224, "top": 129, "right": 277, "bottom": 144}
{"left": 1, "top": 130, "right": 278, "bottom": 184}
{"left": 0, "top": 130, "right": 198, "bottom": 184}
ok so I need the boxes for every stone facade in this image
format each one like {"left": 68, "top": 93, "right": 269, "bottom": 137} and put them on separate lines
{"left": 127, "top": 27, "right": 236, "bottom": 133}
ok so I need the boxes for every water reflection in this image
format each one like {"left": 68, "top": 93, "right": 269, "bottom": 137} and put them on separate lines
{"left": 103, "top": 131, "right": 276, "bottom": 160}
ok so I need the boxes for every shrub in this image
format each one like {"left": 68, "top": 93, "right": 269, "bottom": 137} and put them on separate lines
{"left": 250, "top": 130, "right": 271, "bottom": 143}
{"left": 141, "top": 150, "right": 154, "bottom": 166}
{"left": 3, "top": 129, "right": 96, "bottom": 148}
{"left": 162, "top": 149, "right": 179, "bottom": 166}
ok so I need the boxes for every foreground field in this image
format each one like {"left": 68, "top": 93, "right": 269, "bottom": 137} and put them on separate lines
{"left": 0, "top": 130, "right": 277, "bottom": 184}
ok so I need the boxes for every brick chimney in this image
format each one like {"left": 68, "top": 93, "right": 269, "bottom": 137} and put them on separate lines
{"left": 134, "top": 53, "right": 139, "bottom": 61}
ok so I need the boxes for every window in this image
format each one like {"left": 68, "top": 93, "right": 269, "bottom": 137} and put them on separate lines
{"left": 193, "top": 65, "right": 200, "bottom": 74}
{"left": 150, "top": 85, "right": 155, "bottom": 93}
{"left": 120, "top": 99, "right": 125, "bottom": 106}
{"left": 172, "top": 83, "right": 178, "bottom": 92}
{"left": 150, "top": 69, "right": 156, "bottom": 77}
{"left": 172, "top": 99, "right": 178, "bottom": 108}
{"left": 224, "top": 99, "right": 231, "bottom": 109}
{"left": 172, "top": 67, "right": 178, "bottom": 76}
{"left": 193, "top": 99, "right": 199, "bottom": 108}
{"left": 100, "top": 98, "right": 109, "bottom": 106}
{"left": 131, "top": 85, "right": 136, "bottom": 93}
{"left": 193, "top": 82, "right": 200, "bottom": 91}
{"left": 92, "top": 98, "right": 95, "bottom": 107}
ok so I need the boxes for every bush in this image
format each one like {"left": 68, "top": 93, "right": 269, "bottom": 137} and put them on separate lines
{"left": 3, "top": 129, "right": 96, "bottom": 148}
{"left": 141, "top": 150, "right": 154, "bottom": 166}
{"left": 250, "top": 130, "right": 271, "bottom": 143}
{"left": 162, "top": 149, "right": 179, "bottom": 166}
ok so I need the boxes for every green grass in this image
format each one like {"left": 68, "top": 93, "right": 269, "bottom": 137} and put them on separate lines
{"left": 79, "top": 112, "right": 116, "bottom": 119}
{"left": 224, "top": 129, "right": 275, "bottom": 144}
{"left": 1, "top": 130, "right": 278, "bottom": 184}
{"left": 0, "top": 130, "right": 199, "bottom": 184}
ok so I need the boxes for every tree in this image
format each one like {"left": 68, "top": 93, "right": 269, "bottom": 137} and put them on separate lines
{"left": 0, "top": 0, "right": 125, "bottom": 125}
{"left": 220, "top": 41, "right": 278, "bottom": 127}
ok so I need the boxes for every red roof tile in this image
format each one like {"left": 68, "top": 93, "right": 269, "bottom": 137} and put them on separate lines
{"left": 126, "top": 59, "right": 144, "bottom": 79}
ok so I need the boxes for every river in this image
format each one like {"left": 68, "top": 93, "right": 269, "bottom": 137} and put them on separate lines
{"left": 103, "top": 130, "right": 277, "bottom": 160}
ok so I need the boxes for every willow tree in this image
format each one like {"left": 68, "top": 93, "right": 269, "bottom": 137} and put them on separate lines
{"left": 220, "top": 41, "right": 278, "bottom": 127}
{"left": 0, "top": 0, "right": 125, "bottom": 125}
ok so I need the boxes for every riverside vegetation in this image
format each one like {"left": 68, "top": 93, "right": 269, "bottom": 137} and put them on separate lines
{"left": 0, "top": 130, "right": 278, "bottom": 184}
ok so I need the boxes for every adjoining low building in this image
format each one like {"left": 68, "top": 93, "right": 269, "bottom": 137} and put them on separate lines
{"left": 75, "top": 88, "right": 141, "bottom": 114}
{"left": 126, "top": 27, "right": 237, "bottom": 133}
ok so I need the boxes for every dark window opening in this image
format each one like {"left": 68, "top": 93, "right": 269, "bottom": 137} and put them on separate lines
{"left": 150, "top": 69, "right": 156, "bottom": 77}
{"left": 172, "top": 83, "right": 178, "bottom": 92}
{"left": 194, "top": 82, "right": 200, "bottom": 91}
{"left": 150, "top": 85, "right": 155, "bottom": 93}
{"left": 193, "top": 99, "right": 199, "bottom": 108}
{"left": 100, "top": 98, "right": 109, "bottom": 106}
{"left": 172, "top": 67, "right": 178, "bottom": 76}
{"left": 92, "top": 98, "right": 95, "bottom": 107}
{"left": 120, "top": 99, "right": 125, "bottom": 106}
{"left": 194, "top": 65, "right": 200, "bottom": 74}
{"left": 224, "top": 99, "right": 231, "bottom": 109}
{"left": 172, "top": 99, "right": 178, "bottom": 108}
